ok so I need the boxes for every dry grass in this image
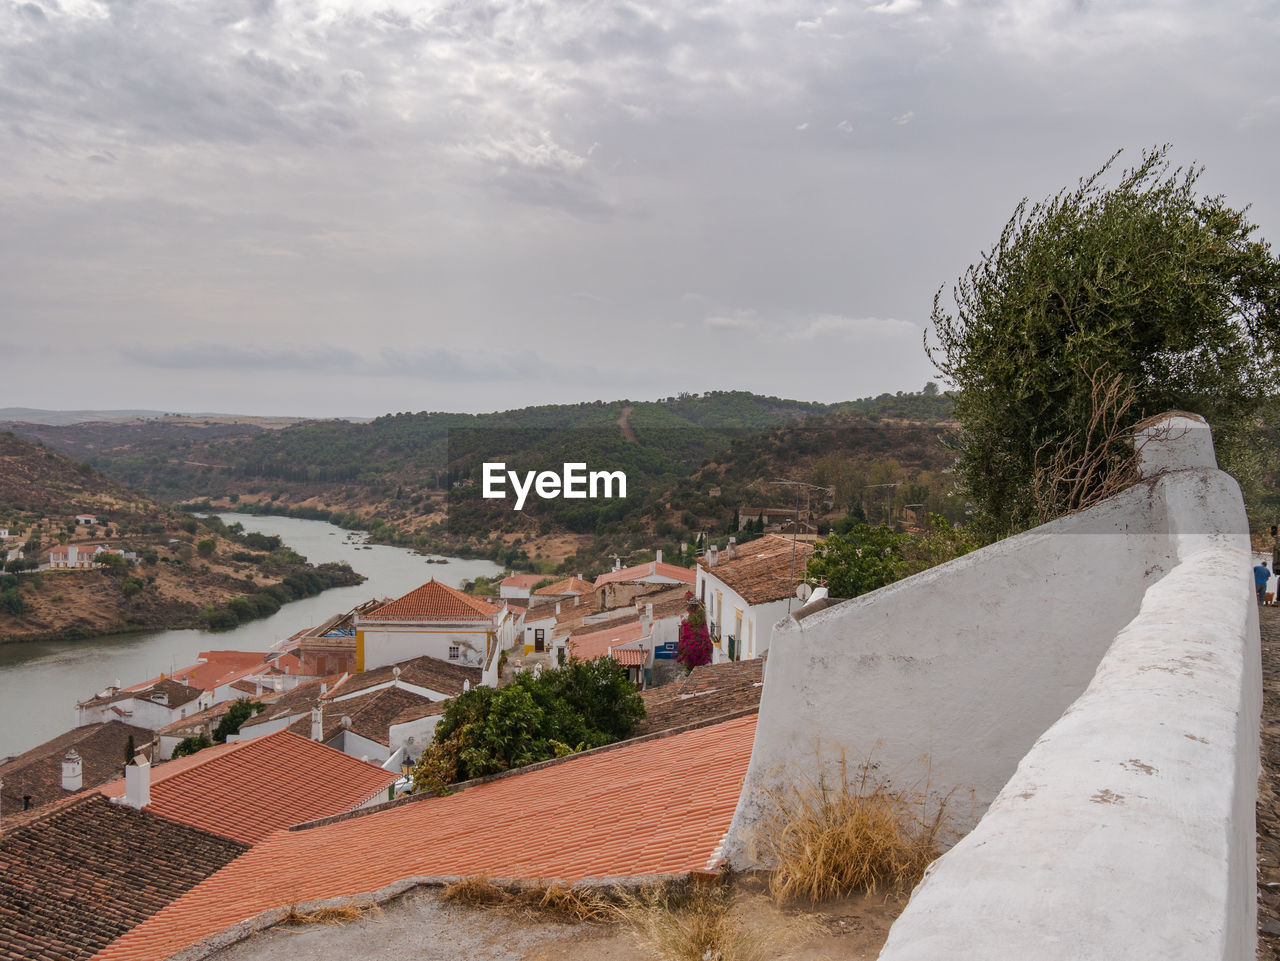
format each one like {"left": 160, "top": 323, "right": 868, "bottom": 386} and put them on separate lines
{"left": 441, "top": 876, "right": 621, "bottom": 923}
{"left": 620, "top": 881, "right": 815, "bottom": 961}
{"left": 282, "top": 900, "right": 382, "bottom": 925}
{"left": 750, "top": 750, "right": 951, "bottom": 903}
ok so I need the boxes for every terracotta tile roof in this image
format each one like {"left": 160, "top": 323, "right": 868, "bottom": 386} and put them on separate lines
{"left": 0, "top": 721, "right": 152, "bottom": 815}
{"left": 593, "top": 561, "right": 696, "bottom": 589}
{"left": 155, "top": 692, "right": 284, "bottom": 740}
{"left": 99, "top": 730, "right": 396, "bottom": 845}
{"left": 568, "top": 620, "right": 649, "bottom": 662}
{"left": 500, "top": 573, "right": 544, "bottom": 589}
{"left": 633, "top": 659, "right": 765, "bottom": 737}
{"left": 609, "top": 647, "right": 647, "bottom": 666}
{"left": 0, "top": 793, "right": 247, "bottom": 961}
{"left": 362, "top": 579, "right": 499, "bottom": 622}
{"left": 91, "top": 714, "right": 758, "bottom": 961}
{"left": 238, "top": 676, "right": 342, "bottom": 733}
{"left": 308, "top": 686, "right": 435, "bottom": 747}
{"left": 325, "top": 655, "right": 479, "bottom": 701}
{"left": 533, "top": 576, "right": 596, "bottom": 596}
{"left": 390, "top": 700, "right": 449, "bottom": 725}
{"left": 167, "top": 651, "right": 270, "bottom": 692}
{"left": 78, "top": 678, "right": 203, "bottom": 711}
{"left": 699, "top": 534, "right": 813, "bottom": 605}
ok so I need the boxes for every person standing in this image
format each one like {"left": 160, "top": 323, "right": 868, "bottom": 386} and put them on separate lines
{"left": 1255, "top": 560, "right": 1272, "bottom": 605}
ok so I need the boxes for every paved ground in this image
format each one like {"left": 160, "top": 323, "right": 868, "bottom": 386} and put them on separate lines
{"left": 1259, "top": 605, "right": 1280, "bottom": 958}
{"left": 209, "top": 880, "right": 905, "bottom": 961}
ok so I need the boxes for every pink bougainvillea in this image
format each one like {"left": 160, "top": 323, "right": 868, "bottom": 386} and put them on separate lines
{"left": 677, "top": 598, "right": 713, "bottom": 669}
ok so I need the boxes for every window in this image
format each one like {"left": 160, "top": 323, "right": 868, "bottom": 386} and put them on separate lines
{"left": 448, "top": 645, "right": 461, "bottom": 660}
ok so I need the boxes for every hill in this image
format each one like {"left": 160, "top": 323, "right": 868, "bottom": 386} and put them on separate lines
{"left": 3, "top": 390, "right": 958, "bottom": 575}
{"left": 0, "top": 433, "right": 361, "bottom": 642}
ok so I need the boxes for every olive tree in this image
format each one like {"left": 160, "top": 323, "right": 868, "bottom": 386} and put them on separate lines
{"left": 928, "top": 146, "right": 1280, "bottom": 534}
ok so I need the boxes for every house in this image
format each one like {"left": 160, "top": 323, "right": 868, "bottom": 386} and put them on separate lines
{"left": 307, "top": 686, "right": 437, "bottom": 764}
{"left": 74, "top": 514, "right": 98, "bottom": 526}
{"left": 0, "top": 528, "right": 9, "bottom": 539}
{"left": 295, "top": 598, "right": 386, "bottom": 676}
{"left": 695, "top": 533, "right": 813, "bottom": 662}
{"left": 0, "top": 792, "right": 247, "bottom": 961}
{"left": 99, "top": 729, "right": 399, "bottom": 844}
{"left": 520, "top": 606, "right": 557, "bottom": 655}
{"left": 737, "top": 507, "right": 800, "bottom": 530}
{"left": 567, "top": 618, "right": 653, "bottom": 687}
{"left": 231, "top": 676, "right": 342, "bottom": 742}
{"left": 499, "top": 573, "right": 544, "bottom": 599}
{"left": 0, "top": 719, "right": 153, "bottom": 815}
{"left": 591, "top": 551, "right": 696, "bottom": 609}
{"left": 92, "top": 714, "right": 759, "bottom": 961}
{"left": 531, "top": 575, "right": 595, "bottom": 605}
{"left": 324, "top": 654, "right": 480, "bottom": 703}
{"left": 47, "top": 544, "right": 101, "bottom": 569}
{"left": 76, "top": 679, "right": 207, "bottom": 729}
{"left": 632, "top": 658, "right": 764, "bottom": 737}
{"left": 354, "top": 579, "right": 517, "bottom": 679}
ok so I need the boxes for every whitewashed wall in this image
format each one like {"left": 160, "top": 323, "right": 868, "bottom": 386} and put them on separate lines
{"left": 726, "top": 415, "right": 1260, "bottom": 961}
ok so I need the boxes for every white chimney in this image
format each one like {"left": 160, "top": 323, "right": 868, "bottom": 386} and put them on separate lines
{"left": 319, "top": 681, "right": 327, "bottom": 695}
{"left": 463, "top": 679, "right": 471, "bottom": 692}
{"left": 655, "top": 549, "right": 663, "bottom": 564}
{"left": 310, "top": 705, "right": 323, "bottom": 741}
{"left": 62, "top": 749, "right": 83, "bottom": 792}
{"left": 641, "top": 603, "right": 653, "bottom": 636}
{"left": 121, "top": 754, "right": 151, "bottom": 809}
{"left": 708, "top": 545, "right": 719, "bottom": 567}
{"left": 727, "top": 537, "right": 736, "bottom": 560}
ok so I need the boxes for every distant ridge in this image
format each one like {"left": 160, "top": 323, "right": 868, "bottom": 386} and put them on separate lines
{"left": 0, "top": 409, "right": 371, "bottom": 427}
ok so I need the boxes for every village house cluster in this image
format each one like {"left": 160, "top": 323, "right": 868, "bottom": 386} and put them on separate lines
{"left": 0, "top": 520, "right": 813, "bottom": 961}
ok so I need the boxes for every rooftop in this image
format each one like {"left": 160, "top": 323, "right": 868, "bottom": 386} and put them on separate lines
{"left": 305, "top": 685, "right": 436, "bottom": 746}
{"left": 325, "top": 654, "right": 479, "bottom": 701}
{"left": 361, "top": 579, "right": 499, "bottom": 623}
{"left": 533, "top": 576, "right": 595, "bottom": 596}
{"left": 98, "top": 730, "right": 398, "bottom": 845}
{"left": 78, "top": 678, "right": 204, "bottom": 711}
{"left": 0, "top": 720, "right": 152, "bottom": 815}
{"left": 593, "top": 560, "right": 696, "bottom": 589}
{"left": 93, "top": 714, "right": 758, "bottom": 961}
{"left": 0, "top": 793, "right": 246, "bottom": 961}
{"left": 567, "top": 619, "right": 649, "bottom": 662}
{"left": 699, "top": 534, "right": 813, "bottom": 605}
{"left": 499, "top": 573, "right": 544, "bottom": 589}
{"left": 633, "top": 659, "right": 765, "bottom": 737}
{"left": 167, "top": 651, "right": 271, "bottom": 693}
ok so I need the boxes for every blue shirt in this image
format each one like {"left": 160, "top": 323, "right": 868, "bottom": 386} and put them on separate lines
{"left": 1255, "top": 564, "right": 1272, "bottom": 587}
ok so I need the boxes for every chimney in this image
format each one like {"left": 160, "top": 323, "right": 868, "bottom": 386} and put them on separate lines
{"left": 62, "top": 749, "right": 83, "bottom": 792}
{"left": 310, "top": 705, "right": 323, "bottom": 741}
{"left": 727, "top": 536, "right": 736, "bottom": 560}
{"left": 121, "top": 754, "right": 151, "bottom": 809}
{"left": 556, "top": 601, "right": 561, "bottom": 615}
{"left": 613, "top": 555, "right": 622, "bottom": 571}
{"left": 655, "top": 549, "right": 663, "bottom": 564}
{"left": 641, "top": 603, "right": 653, "bottom": 637}
{"left": 708, "top": 545, "right": 718, "bottom": 567}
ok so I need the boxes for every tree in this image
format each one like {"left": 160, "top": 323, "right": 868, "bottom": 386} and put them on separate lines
{"left": 197, "top": 538, "right": 216, "bottom": 558}
{"left": 212, "top": 698, "right": 264, "bottom": 742}
{"left": 928, "top": 146, "right": 1280, "bottom": 534}
{"left": 172, "top": 733, "right": 211, "bottom": 758}
{"left": 410, "top": 659, "right": 645, "bottom": 795}
{"left": 805, "top": 524, "right": 904, "bottom": 598}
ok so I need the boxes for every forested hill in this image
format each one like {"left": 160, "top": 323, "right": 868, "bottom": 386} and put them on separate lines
{"left": 3, "top": 390, "right": 956, "bottom": 574}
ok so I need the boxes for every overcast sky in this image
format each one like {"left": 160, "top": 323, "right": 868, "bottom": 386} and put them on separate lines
{"left": 2, "top": 0, "right": 1277, "bottom": 418}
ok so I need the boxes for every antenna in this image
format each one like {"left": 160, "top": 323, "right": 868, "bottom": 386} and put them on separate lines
{"left": 767, "top": 480, "right": 833, "bottom": 613}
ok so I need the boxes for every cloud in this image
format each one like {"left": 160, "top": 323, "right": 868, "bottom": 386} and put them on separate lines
{"left": 704, "top": 310, "right": 759, "bottom": 330}
{"left": 795, "top": 314, "right": 918, "bottom": 340}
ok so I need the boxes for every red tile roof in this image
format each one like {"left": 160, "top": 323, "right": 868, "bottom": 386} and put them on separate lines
{"left": 92, "top": 714, "right": 757, "bottom": 961}
{"left": 168, "top": 651, "right": 269, "bottom": 692}
{"left": 568, "top": 619, "right": 649, "bottom": 662}
{"left": 593, "top": 561, "right": 696, "bottom": 588}
{"left": 534, "top": 576, "right": 596, "bottom": 596}
{"left": 609, "top": 647, "right": 647, "bottom": 666}
{"left": 699, "top": 534, "right": 813, "bottom": 605}
{"left": 0, "top": 720, "right": 153, "bottom": 816}
{"left": 97, "top": 730, "right": 397, "bottom": 845}
{"left": 500, "top": 573, "right": 544, "bottom": 589}
{"left": 362, "top": 579, "right": 499, "bottom": 622}
{"left": 0, "top": 794, "right": 247, "bottom": 961}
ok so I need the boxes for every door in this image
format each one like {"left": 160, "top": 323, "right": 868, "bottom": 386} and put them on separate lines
{"left": 534, "top": 629, "right": 545, "bottom": 653}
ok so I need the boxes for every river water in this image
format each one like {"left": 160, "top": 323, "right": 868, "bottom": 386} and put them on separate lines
{"left": 0, "top": 515, "right": 502, "bottom": 759}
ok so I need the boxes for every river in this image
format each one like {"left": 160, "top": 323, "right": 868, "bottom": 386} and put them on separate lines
{"left": 0, "top": 514, "right": 503, "bottom": 759}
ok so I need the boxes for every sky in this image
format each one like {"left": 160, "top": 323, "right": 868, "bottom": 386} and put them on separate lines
{"left": 2, "top": 0, "right": 1278, "bottom": 419}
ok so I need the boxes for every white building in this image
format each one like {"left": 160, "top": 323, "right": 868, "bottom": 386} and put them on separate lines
{"left": 695, "top": 534, "right": 813, "bottom": 662}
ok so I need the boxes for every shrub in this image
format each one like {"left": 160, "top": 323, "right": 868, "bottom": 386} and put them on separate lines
{"left": 676, "top": 595, "right": 712, "bottom": 669}
{"left": 749, "top": 750, "right": 950, "bottom": 902}
{"left": 197, "top": 538, "right": 216, "bottom": 558}
{"left": 172, "top": 733, "right": 211, "bottom": 758}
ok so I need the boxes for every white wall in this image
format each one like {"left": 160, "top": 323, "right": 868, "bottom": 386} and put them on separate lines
{"left": 726, "top": 414, "right": 1260, "bottom": 961}
{"left": 360, "top": 626, "right": 490, "bottom": 671}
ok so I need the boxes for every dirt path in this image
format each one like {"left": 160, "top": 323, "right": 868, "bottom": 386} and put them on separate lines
{"left": 616, "top": 405, "right": 637, "bottom": 444}
{"left": 1259, "top": 605, "right": 1280, "bottom": 956}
